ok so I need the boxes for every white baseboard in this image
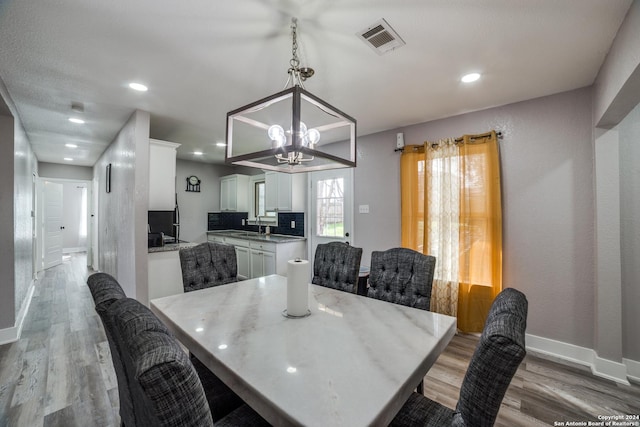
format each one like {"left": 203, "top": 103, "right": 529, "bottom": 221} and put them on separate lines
{"left": 526, "top": 333, "right": 631, "bottom": 385}
{"left": 594, "top": 356, "right": 631, "bottom": 385}
{"left": 0, "top": 279, "right": 35, "bottom": 345}
{"left": 624, "top": 358, "right": 640, "bottom": 383}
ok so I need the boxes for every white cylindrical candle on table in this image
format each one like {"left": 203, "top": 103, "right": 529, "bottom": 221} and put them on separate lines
{"left": 286, "top": 258, "right": 310, "bottom": 317}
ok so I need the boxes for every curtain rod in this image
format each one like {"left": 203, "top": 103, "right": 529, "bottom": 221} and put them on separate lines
{"left": 394, "top": 130, "right": 503, "bottom": 152}
{"left": 454, "top": 130, "right": 502, "bottom": 143}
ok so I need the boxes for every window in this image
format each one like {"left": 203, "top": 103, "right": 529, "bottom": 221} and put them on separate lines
{"left": 255, "top": 181, "right": 265, "bottom": 217}
{"left": 316, "top": 178, "right": 344, "bottom": 237}
{"left": 400, "top": 132, "right": 503, "bottom": 332}
{"left": 252, "top": 177, "right": 276, "bottom": 222}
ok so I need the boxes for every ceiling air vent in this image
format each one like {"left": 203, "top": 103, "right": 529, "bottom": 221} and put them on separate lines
{"left": 357, "top": 18, "right": 405, "bottom": 55}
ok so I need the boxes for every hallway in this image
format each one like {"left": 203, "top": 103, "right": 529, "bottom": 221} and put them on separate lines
{"left": 0, "top": 253, "right": 118, "bottom": 426}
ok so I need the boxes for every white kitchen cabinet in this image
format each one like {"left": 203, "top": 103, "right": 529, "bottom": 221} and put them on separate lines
{"left": 250, "top": 241, "right": 277, "bottom": 278}
{"left": 220, "top": 174, "right": 249, "bottom": 212}
{"left": 207, "top": 232, "right": 306, "bottom": 279}
{"left": 236, "top": 246, "right": 250, "bottom": 279}
{"left": 250, "top": 239, "right": 305, "bottom": 278}
{"left": 226, "top": 237, "right": 250, "bottom": 279}
{"left": 264, "top": 172, "right": 306, "bottom": 212}
{"left": 149, "top": 139, "right": 180, "bottom": 210}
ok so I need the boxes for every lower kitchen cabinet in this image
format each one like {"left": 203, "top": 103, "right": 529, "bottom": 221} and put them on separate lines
{"left": 250, "top": 240, "right": 307, "bottom": 278}
{"left": 235, "top": 246, "right": 250, "bottom": 279}
{"left": 207, "top": 232, "right": 306, "bottom": 279}
{"left": 250, "top": 246, "right": 276, "bottom": 278}
{"left": 226, "top": 237, "right": 251, "bottom": 279}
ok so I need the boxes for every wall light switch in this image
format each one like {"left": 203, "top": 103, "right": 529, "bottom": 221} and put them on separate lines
{"left": 359, "top": 204, "right": 370, "bottom": 214}
{"left": 291, "top": 220, "right": 296, "bottom": 228}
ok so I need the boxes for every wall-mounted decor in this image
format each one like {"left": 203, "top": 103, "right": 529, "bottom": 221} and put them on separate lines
{"left": 186, "top": 175, "right": 201, "bottom": 192}
{"left": 106, "top": 163, "right": 112, "bottom": 193}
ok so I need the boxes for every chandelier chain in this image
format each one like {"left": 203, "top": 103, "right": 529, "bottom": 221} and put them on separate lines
{"left": 290, "top": 18, "right": 300, "bottom": 70}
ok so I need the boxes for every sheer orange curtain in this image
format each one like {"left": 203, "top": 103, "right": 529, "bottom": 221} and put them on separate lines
{"left": 400, "top": 131, "right": 503, "bottom": 332}
{"left": 425, "top": 138, "right": 461, "bottom": 318}
{"left": 456, "top": 132, "right": 503, "bottom": 332}
{"left": 401, "top": 145, "right": 425, "bottom": 252}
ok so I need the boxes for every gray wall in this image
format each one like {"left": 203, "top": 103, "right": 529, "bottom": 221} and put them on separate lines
{"left": 355, "top": 87, "right": 595, "bottom": 350}
{"left": 0, "top": 112, "right": 15, "bottom": 329}
{"left": 618, "top": 103, "right": 640, "bottom": 361}
{"left": 354, "top": 129, "right": 402, "bottom": 267}
{"left": 38, "top": 162, "right": 93, "bottom": 181}
{"left": 13, "top": 110, "right": 36, "bottom": 319}
{"left": 175, "top": 159, "right": 237, "bottom": 243}
{"left": 594, "top": 0, "right": 640, "bottom": 127}
{"left": 592, "top": 0, "right": 640, "bottom": 369}
{"left": 94, "top": 110, "right": 150, "bottom": 304}
{"left": 0, "top": 81, "right": 36, "bottom": 332}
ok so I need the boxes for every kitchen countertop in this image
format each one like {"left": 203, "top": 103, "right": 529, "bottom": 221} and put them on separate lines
{"left": 207, "top": 230, "right": 306, "bottom": 243}
{"left": 148, "top": 241, "right": 198, "bottom": 253}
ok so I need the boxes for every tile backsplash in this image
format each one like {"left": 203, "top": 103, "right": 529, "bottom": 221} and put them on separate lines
{"left": 273, "top": 212, "right": 305, "bottom": 236}
{"left": 207, "top": 211, "right": 305, "bottom": 237}
{"left": 207, "top": 212, "right": 247, "bottom": 230}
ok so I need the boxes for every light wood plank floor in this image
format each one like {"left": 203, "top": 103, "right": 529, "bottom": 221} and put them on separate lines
{"left": 1, "top": 253, "right": 638, "bottom": 426}
{"left": 0, "top": 254, "right": 118, "bottom": 427}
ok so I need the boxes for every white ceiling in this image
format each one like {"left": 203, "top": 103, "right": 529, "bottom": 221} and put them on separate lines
{"left": 0, "top": 0, "right": 632, "bottom": 167}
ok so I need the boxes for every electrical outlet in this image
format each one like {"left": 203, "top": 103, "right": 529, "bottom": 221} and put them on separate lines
{"left": 291, "top": 220, "right": 296, "bottom": 228}
{"left": 242, "top": 219, "right": 245, "bottom": 226}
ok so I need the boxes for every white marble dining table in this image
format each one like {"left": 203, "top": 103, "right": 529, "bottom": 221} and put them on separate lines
{"left": 150, "top": 274, "right": 457, "bottom": 427}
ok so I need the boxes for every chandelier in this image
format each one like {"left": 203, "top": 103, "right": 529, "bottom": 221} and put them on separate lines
{"left": 225, "top": 18, "right": 357, "bottom": 173}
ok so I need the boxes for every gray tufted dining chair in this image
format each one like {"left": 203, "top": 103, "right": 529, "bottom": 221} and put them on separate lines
{"left": 87, "top": 272, "right": 133, "bottom": 426}
{"left": 107, "top": 297, "right": 269, "bottom": 426}
{"left": 367, "top": 247, "right": 436, "bottom": 311}
{"left": 366, "top": 247, "right": 436, "bottom": 393}
{"left": 312, "top": 241, "right": 363, "bottom": 293}
{"left": 179, "top": 242, "right": 239, "bottom": 293}
{"left": 177, "top": 242, "right": 250, "bottom": 421}
{"left": 389, "top": 288, "right": 528, "bottom": 427}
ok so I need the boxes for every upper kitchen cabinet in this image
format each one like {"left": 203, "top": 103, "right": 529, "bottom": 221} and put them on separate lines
{"left": 220, "top": 174, "right": 249, "bottom": 212}
{"left": 265, "top": 172, "right": 306, "bottom": 212}
{"left": 149, "top": 139, "right": 180, "bottom": 210}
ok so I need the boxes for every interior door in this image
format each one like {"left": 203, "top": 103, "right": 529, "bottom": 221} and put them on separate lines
{"left": 308, "top": 168, "right": 354, "bottom": 262}
{"left": 44, "top": 181, "right": 63, "bottom": 269}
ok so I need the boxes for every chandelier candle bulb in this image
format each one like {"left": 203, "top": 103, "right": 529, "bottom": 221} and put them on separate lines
{"left": 286, "top": 258, "right": 310, "bottom": 318}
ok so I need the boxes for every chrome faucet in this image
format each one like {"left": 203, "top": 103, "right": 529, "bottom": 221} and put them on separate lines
{"left": 257, "top": 216, "right": 263, "bottom": 234}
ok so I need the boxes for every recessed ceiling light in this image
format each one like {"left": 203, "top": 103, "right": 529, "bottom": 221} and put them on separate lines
{"left": 461, "top": 73, "right": 481, "bottom": 83}
{"left": 65, "top": 143, "right": 78, "bottom": 148}
{"left": 128, "top": 82, "right": 148, "bottom": 92}
{"left": 68, "top": 117, "right": 85, "bottom": 124}
{"left": 64, "top": 157, "right": 73, "bottom": 161}
{"left": 216, "top": 142, "right": 227, "bottom": 147}
{"left": 194, "top": 151, "right": 203, "bottom": 156}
